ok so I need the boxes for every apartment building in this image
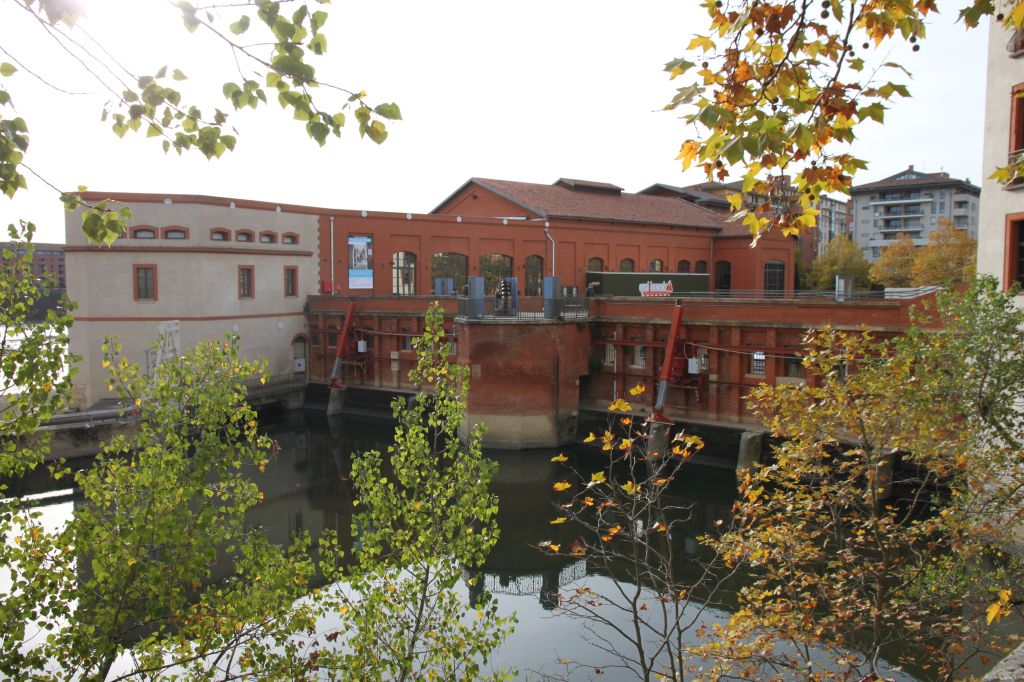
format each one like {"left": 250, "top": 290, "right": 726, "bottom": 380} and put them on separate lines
{"left": 641, "top": 180, "right": 849, "bottom": 273}
{"left": 850, "top": 166, "right": 981, "bottom": 262}
{"left": 977, "top": 22, "right": 1024, "bottom": 292}
{"left": 2, "top": 240, "right": 65, "bottom": 289}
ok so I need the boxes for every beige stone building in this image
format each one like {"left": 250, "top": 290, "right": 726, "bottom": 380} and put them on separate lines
{"left": 66, "top": 193, "right": 319, "bottom": 408}
{"left": 977, "top": 20, "right": 1024, "bottom": 293}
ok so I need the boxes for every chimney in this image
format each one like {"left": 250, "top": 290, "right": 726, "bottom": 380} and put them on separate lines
{"left": 908, "top": 164, "right": 914, "bottom": 171}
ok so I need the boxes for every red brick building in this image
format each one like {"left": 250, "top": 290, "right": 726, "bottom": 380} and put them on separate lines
{"left": 318, "top": 177, "right": 796, "bottom": 297}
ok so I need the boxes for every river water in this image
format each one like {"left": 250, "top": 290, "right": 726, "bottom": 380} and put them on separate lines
{"left": 4, "top": 409, "right": 932, "bottom": 680}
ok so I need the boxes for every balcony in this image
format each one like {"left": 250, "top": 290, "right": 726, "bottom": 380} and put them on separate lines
{"left": 1009, "top": 28, "right": 1024, "bottom": 57}
{"left": 1007, "top": 150, "right": 1024, "bottom": 191}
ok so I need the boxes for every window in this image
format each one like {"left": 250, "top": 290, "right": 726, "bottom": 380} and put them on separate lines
{"left": 525, "top": 254, "right": 543, "bottom": 296}
{"left": 619, "top": 258, "right": 635, "bottom": 272}
{"left": 133, "top": 265, "right": 157, "bottom": 301}
{"left": 163, "top": 227, "right": 188, "bottom": 240}
{"left": 392, "top": 251, "right": 416, "bottom": 295}
{"left": 587, "top": 257, "right": 605, "bottom": 272}
{"left": 238, "top": 265, "right": 254, "bottom": 298}
{"left": 677, "top": 259, "right": 691, "bottom": 273}
{"left": 764, "top": 260, "right": 785, "bottom": 296}
{"left": 714, "top": 261, "right": 732, "bottom": 291}
{"left": 1007, "top": 215, "right": 1024, "bottom": 289}
{"left": 749, "top": 350, "right": 766, "bottom": 376}
{"left": 479, "top": 253, "right": 513, "bottom": 295}
{"left": 649, "top": 258, "right": 664, "bottom": 272}
{"left": 259, "top": 231, "right": 277, "bottom": 244}
{"left": 130, "top": 227, "right": 156, "bottom": 239}
{"left": 1012, "top": 83, "right": 1024, "bottom": 155}
{"left": 284, "top": 266, "right": 298, "bottom": 297}
{"left": 211, "top": 229, "right": 230, "bottom": 241}
{"left": 236, "top": 230, "right": 254, "bottom": 242}
{"left": 432, "top": 252, "right": 468, "bottom": 293}
{"left": 784, "top": 355, "right": 804, "bottom": 378}
{"left": 604, "top": 341, "right": 616, "bottom": 367}
{"left": 695, "top": 260, "right": 707, "bottom": 273}
{"left": 630, "top": 344, "right": 646, "bottom": 368}
{"left": 282, "top": 233, "right": 299, "bottom": 245}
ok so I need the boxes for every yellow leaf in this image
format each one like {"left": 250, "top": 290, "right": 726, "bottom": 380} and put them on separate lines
{"left": 608, "top": 398, "right": 631, "bottom": 413}
{"left": 677, "top": 140, "right": 700, "bottom": 170}
{"left": 653, "top": 477, "right": 670, "bottom": 486}
{"left": 687, "top": 35, "right": 716, "bottom": 52}
{"left": 583, "top": 432, "right": 597, "bottom": 443}
{"left": 987, "top": 601, "right": 1003, "bottom": 625}
{"left": 589, "top": 471, "right": 607, "bottom": 486}
{"left": 553, "top": 481, "right": 572, "bottom": 492}
{"left": 745, "top": 486, "right": 763, "bottom": 503}
{"left": 548, "top": 543, "right": 561, "bottom": 553}
{"left": 582, "top": 496, "right": 595, "bottom": 506}
{"left": 550, "top": 453, "right": 568, "bottom": 462}
{"left": 549, "top": 517, "right": 568, "bottom": 525}
{"left": 622, "top": 480, "right": 640, "bottom": 496}
{"left": 628, "top": 384, "right": 646, "bottom": 396}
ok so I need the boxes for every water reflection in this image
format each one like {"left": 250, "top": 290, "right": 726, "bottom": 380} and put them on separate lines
{"left": 8, "top": 409, "right": 924, "bottom": 680}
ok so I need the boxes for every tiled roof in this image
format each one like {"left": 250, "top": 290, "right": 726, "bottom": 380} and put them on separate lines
{"left": 449, "top": 178, "right": 730, "bottom": 230}
{"left": 851, "top": 167, "right": 979, "bottom": 193}
{"left": 639, "top": 183, "right": 732, "bottom": 207}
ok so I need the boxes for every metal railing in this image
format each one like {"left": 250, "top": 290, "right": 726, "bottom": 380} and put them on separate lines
{"left": 456, "top": 296, "right": 589, "bottom": 321}
{"left": 606, "top": 286, "right": 941, "bottom": 301}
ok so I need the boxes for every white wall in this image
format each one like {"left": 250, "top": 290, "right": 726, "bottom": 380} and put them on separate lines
{"left": 66, "top": 197, "right": 320, "bottom": 407}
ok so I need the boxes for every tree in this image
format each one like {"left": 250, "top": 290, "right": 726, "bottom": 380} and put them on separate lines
{"left": 804, "top": 235, "right": 871, "bottom": 290}
{"left": 665, "top": 0, "right": 1024, "bottom": 240}
{"left": 1, "top": 334, "right": 321, "bottom": 679}
{"left": 1, "top": 0, "right": 400, "bottom": 244}
{"left": 0, "top": 221, "right": 74, "bottom": 480}
{"left": 869, "top": 232, "right": 917, "bottom": 288}
{"left": 312, "top": 303, "right": 515, "bottom": 681}
{"left": 534, "top": 389, "right": 736, "bottom": 681}
{"left": 910, "top": 219, "right": 977, "bottom": 286}
{"left": 699, "top": 278, "right": 1024, "bottom": 680}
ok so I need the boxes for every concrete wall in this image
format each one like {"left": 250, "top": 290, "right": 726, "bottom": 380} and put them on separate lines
{"left": 66, "top": 195, "right": 319, "bottom": 407}
{"left": 978, "top": 21, "right": 1024, "bottom": 295}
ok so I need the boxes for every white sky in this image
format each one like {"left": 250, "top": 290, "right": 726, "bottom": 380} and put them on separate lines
{"left": 0, "top": 0, "right": 989, "bottom": 244}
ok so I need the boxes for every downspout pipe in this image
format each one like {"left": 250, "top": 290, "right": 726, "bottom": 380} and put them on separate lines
{"left": 329, "top": 216, "right": 335, "bottom": 292}
{"left": 543, "top": 221, "right": 555, "bottom": 276}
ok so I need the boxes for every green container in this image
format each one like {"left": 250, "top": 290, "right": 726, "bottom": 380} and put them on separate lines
{"left": 584, "top": 271, "right": 710, "bottom": 297}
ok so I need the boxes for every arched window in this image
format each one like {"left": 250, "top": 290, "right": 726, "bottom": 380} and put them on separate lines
{"left": 587, "top": 256, "right": 605, "bottom": 272}
{"left": 714, "top": 260, "right": 732, "bottom": 291}
{"left": 392, "top": 252, "right": 416, "bottom": 295}
{"left": 236, "top": 230, "right": 254, "bottom": 242}
{"left": 282, "top": 232, "right": 299, "bottom": 245}
{"left": 695, "top": 260, "right": 708, "bottom": 274}
{"left": 649, "top": 258, "right": 664, "bottom": 272}
{"left": 431, "top": 252, "right": 468, "bottom": 293}
{"left": 619, "top": 258, "right": 635, "bottom": 272}
{"left": 764, "top": 260, "right": 785, "bottom": 297}
{"left": 162, "top": 227, "right": 188, "bottom": 240}
{"left": 525, "top": 255, "right": 543, "bottom": 296}
{"left": 211, "top": 228, "right": 231, "bottom": 242}
{"left": 479, "top": 253, "right": 513, "bottom": 295}
{"left": 259, "top": 231, "right": 278, "bottom": 244}
{"left": 677, "top": 259, "right": 691, "bottom": 273}
{"left": 130, "top": 226, "right": 156, "bottom": 239}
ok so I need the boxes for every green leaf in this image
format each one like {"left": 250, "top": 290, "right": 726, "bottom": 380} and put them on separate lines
{"left": 0, "top": 63, "right": 16, "bottom": 77}
{"left": 373, "top": 102, "right": 402, "bottom": 120}
{"left": 229, "top": 15, "right": 250, "bottom": 34}
{"left": 172, "top": 69, "right": 187, "bottom": 81}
